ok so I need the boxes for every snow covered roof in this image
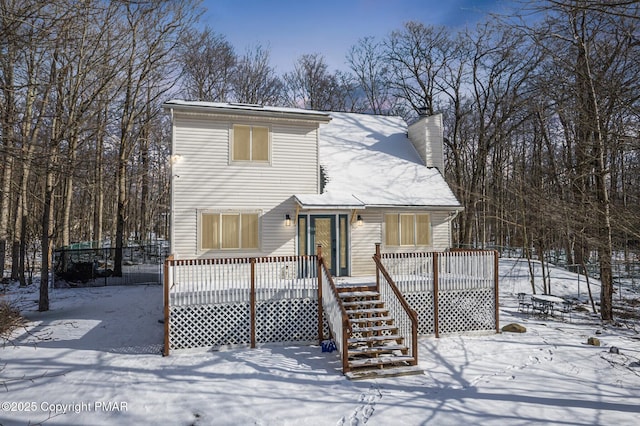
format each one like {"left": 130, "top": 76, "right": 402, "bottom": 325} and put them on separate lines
{"left": 296, "top": 111, "right": 462, "bottom": 210}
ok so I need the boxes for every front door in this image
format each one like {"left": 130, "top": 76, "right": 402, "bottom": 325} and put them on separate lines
{"left": 299, "top": 214, "right": 348, "bottom": 276}
{"left": 311, "top": 215, "right": 336, "bottom": 275}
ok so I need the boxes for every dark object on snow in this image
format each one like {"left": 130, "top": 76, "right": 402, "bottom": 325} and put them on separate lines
{"left": 58, "top": 261, "right": 94, "bottom": 282}
{"left": 55, "top": 260, "right": 113, "bottom": 283}
{"left": 321, "top": 339, "right": 337, "bottom": 352}
{"left": 587, "top": 337, "right": 601, "bottom": 346}
{"left": 609, "top": 346, "right": 620, "bottom": 354}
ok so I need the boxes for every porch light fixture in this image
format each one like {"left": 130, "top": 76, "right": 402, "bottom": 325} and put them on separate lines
{"left": 285, "top": 214, "right": 292, "bottom": 227}
{"left": 357, "top": 215, "right": 363, "bottom": 227}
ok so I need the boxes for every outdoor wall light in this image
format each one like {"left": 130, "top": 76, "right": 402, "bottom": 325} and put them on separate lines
{"left": 285, "top": 214, "right": 292, "bottom": 227}
{"left": 357, "top": 215, "right": 363, "bottom": 227}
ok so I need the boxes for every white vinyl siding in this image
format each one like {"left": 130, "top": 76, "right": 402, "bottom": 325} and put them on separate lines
{"left": 407, "top": 113, "right": 444, "bottom": 173}
{"left": 171, "top": 112, "right": 319, "bottom": 258}
{"left": 350, "top": 210, "right": 383, "bottom": 276}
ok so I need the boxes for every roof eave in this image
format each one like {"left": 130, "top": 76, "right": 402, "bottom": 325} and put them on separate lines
{"left": 362, "top": 204, "right": 464, "bottom": 211}
{"left": 294, "top": 196, "right": 464, "bottom": 211}
{"left": 294, "top": 195, "right": 364, "bottom": 210}
{"left": 162, "top": 101, "right": 332, "bottom": 123}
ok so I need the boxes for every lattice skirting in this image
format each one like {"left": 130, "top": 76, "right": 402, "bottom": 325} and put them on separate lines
{"left": 405, "top": 291, "right": 435, "bottom": 335}
{"left": 255, "top": 298, "right": 319, "bottom": 343}
{"left": 170, "top": 303, "right": 251, "bottom": 350}
{"left": 170, "top": 298, "right": 326, "bottom": 351}
{"left": 169, "top": 290, "right": 495, "bottom": 350}
{"left": 405, "top": 289, "right": 495, "bottom": 335}
{"left": 437, "top": 288, "right": 496, "bottom": 334}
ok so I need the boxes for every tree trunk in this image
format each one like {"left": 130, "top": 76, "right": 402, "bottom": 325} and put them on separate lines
{"left": 40, "top": 163, "right": 55, "bottom": 312}
{"left": 573, "top": 12, "right": 614, "bottom": 321}
{"left": 61, "top": 132, "right": 78, "bottom": 247}
{"left": 114, "top": 157, "right": 126, "bottom": 277}
{"left": 93, "top": 121, "right": 105, "bottom": 246}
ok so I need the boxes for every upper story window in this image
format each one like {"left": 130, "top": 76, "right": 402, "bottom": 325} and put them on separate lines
{"left": 232, "top": 124, "right": 270, "bottom": 162}
{"left": 384, "top": 213, "right": 431, "bottom": 247}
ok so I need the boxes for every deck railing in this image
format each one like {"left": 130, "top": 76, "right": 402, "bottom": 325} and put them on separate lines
{"left": 379, "top": 246, "right": 499, "bottom": 337}
{"left": 164, "top": 246, "right": 499, "bottom": 356}
{"left": 379, "top": 251, "right": 435, "bottom": 293}
{"left": 379, "top": 250, "right": 497, "bottom": 293}
{"left": 164, "top": 254, "right": 318, "bottom": 355}
{"left": 373, "top": 246, "right": 418, "bottom": 365}
{"left": 166, "top": 255, "right": 317, "bottom": 307}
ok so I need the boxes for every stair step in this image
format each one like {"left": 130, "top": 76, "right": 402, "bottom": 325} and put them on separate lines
{"left": 349, "top": 344, "right": 408, "bottom": 356}
{"left": 349, "top": 316, "right": 394, "bottom": 324}
{"left": 348, "top": 334, "right": 403, "bottom": 345}
{"left": 339, "top": 291, "right": 380, "bottom": 299}
{"left": 336, "top": 284, "right": 376, "bottom": 291}
{"left": 349, "top": 355, "right": 415, "bottom": 369}
{"left": 351, "top": 324, "right": 397, "bottom": 334}
{"left": 327, "top": 281, "right": 420, "bottom": 380}
{"left": 345, "top": 365, "right": 424, "bottom": 380}
{"left": 342, "top": 299, "right": 383, "bottom": 308}
{"left": 345, "top": 307, "right": 389, "bottom": 315}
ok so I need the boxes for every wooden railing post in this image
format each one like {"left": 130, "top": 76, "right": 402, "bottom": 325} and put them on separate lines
{"left": 493, "top": 250, "right": 500, "bottom": 334}
{"left": 374, "top": 243, "right": 381, "bottom": 292}
{"left": 342, "top": 316, "right": 351, "bottom": 373}
{"left": 433, "top": 252, "right": 440, "bottom": 338}
{"left": 163, "top": 254, "right": 174, "bottom": 356}
{"left": 250, "top": 258, "right": 256, "bottom": 348}
{"left": 316, "top": 244, "right": 324, "bottom": 343}
{"left": 412, "top": 309, "right": 418, "bottom": 363}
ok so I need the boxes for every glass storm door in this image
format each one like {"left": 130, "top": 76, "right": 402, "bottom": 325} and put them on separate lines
{"left": 300, "top": 214, "right": 349, "bottom": 276}
{"left": 311, "top": 216, "right": 336, "bottom": 275}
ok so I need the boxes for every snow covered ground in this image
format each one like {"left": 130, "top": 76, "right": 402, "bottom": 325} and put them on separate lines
{"left": 1, "top": 258, "right": 639, "bottom": 426}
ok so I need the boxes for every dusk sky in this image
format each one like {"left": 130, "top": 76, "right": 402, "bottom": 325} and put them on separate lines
{"left": 200, "top": 0, "right": 515, "bottom": 73}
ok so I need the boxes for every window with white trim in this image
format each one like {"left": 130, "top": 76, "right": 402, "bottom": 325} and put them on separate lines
{"left": 200, "top": 212, "right": 259, "bottom": 250}
{"left": 384, "top": 213, "right": 431, "bottom": 246}
{"left": 232, "top": 124, "right": 270, "bottom": 162}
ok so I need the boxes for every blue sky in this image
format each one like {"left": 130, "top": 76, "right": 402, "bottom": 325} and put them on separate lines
{"left": 200, "top": 0, "right": 512, "bottom": 73}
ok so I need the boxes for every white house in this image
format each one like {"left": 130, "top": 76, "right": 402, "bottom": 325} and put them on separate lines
{"left": 163, "top": 100, "right": 463, "bottom": 276}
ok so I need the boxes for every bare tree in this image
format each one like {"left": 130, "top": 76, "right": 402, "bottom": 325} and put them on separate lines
{"left": 232, "top": 44, "right": 283, "bottom": 105}
{"left": 347, "top": 37, "right": 394, "bottom": 114}
{"left": 449, "top": 23, "right": 540, "bottom": 247}
{"left": 113, "top": 0, "right": 196, "bottom": 277}
{"left": 0, "top": 0, "right": 24, "bottom": 280}
{"left": 385, "top": 22, "right": 452, "bottom": 116}
{"left": 284, "top": 53, "right": 361, "bottom": 111}
{"left": 179, "top": 27, "right": 236, "bottom": 101}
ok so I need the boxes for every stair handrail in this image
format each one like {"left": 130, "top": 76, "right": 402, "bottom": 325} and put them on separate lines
{"left": 317, "top": 247, "right": 352, "bottom": 373}
{"left": 372, "top": 249, "right": 419, "bottom": 365}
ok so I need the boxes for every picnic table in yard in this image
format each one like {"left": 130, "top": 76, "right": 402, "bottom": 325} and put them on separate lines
{"left": 531, "top": 294, "right": 572, "bottom": 320}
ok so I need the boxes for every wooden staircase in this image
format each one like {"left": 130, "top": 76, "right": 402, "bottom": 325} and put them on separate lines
{"left": 337, "top": 284, "right": 423, "bottom": 380}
